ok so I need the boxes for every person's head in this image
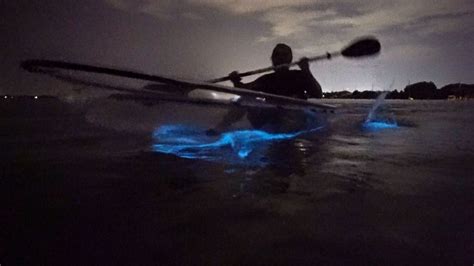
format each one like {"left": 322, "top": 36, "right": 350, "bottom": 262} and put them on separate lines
{"left": 271, "top": 43, "right": 292, "bottom": 69}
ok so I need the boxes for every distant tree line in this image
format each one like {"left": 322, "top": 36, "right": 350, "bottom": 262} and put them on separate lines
{"left": 323, "top": 82, "right": 474, "bottom": 99}
{"left": 3, "top": 82, "right": 473, "bottom": 101}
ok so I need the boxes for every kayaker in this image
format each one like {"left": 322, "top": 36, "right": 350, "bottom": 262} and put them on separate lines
{"left": 229, "top": 43, "right": 322, "bottom": 99}
{"left": 207, "top": 43, "right": 323, "bottom": 135}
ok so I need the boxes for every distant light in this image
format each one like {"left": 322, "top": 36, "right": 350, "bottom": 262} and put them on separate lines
{"left": 34, "top": 96, "right": 38, "bottom": 99}
{"left": 3, "top": 96, "right": 7, "bottom": 99}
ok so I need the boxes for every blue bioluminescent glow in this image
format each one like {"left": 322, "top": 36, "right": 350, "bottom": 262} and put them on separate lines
{"left": 151, "top": 124, "right": 323, "bottom": 162}
{"left": 363, "top": 92, "right": 399, "bottom": 132}
{"left": 362, "top": 120, "right": 399, "bottom": 131}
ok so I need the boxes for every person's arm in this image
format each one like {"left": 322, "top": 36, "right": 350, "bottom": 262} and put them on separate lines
{"left": 206, "top": 71, "right": 258, "bottom": 136}
{"left": 228, "top": 71, "right": 260, "bottom": 90}
{"left": 297, "top": 58, "right": 323, "bottom": 98}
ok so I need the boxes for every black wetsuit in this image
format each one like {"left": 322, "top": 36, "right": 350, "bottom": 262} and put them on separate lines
{"left": 234, "top": 69, "right": 323, "bottom": 130}
{"left": 247, "top": 69, "right": 322, "bottom": 99}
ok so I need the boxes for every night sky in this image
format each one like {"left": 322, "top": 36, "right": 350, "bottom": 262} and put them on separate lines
{"left": 1, "top": 0, "right": 473, "bottom": 94}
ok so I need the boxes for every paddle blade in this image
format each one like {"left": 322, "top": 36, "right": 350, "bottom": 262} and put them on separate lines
{"left": 341, "top": 37, "right": 381, "bottom": 58}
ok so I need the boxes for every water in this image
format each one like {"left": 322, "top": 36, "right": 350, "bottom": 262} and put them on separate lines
{"left": 365, "top": 91, "right": 389, "bottom": 124}
{"left": 363, "top": 91, "right": 398, "bottom": 130}
{"left": 151, "top": 123, "right": 324, "bottom": 163}
{"left": 1, "top": 97, "right": 473, "bottom": 265}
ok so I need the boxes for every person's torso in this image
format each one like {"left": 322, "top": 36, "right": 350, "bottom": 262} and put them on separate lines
{"left": 255, "top": 70, "right": 309, "bottom": 99}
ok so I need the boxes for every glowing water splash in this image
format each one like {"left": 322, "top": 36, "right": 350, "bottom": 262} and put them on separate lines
{"left": 362, "top": 91, "right": 399, "bottom": 131}
{"left": 363, "top": 120, "right": 398, "bottom": 130}
{"left": 151, "top": 124, "right": 323, "bottom": 162}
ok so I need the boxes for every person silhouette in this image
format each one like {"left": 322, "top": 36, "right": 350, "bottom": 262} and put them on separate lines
{"left": 207, "top": 43, "right": 323, "bottom": 135}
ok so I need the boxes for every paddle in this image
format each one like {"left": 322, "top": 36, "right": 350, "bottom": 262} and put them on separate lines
{"left": 207, "top": 36, "right": 381, "bottom": 83}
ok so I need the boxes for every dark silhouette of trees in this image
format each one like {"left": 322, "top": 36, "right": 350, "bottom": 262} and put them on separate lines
{"left": 322, "top": 82, "right": 473, "bottom": 99}
{"left": 403, "top": 82, "right": 437, "bottom": 99}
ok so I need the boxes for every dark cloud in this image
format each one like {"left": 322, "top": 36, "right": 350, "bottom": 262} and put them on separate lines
{"left": 1, "top": 0, "right": 473, "bottom": 94}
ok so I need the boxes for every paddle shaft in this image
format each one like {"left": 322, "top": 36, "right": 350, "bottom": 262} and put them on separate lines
{"left": 207, "top": 52, "right": 341, "bottom": 83}
{"left": 208, "top": 37, "right": 381, "bottom": 83}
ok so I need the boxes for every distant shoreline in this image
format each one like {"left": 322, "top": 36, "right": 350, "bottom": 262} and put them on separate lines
{"left": 2, "top": 82, "right": 473, "bottom": 101}
{"left": 323, "top": 82, "right": 474, "bottom": 100}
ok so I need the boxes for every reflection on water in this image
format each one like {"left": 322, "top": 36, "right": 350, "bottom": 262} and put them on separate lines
{"left": 234, "top": 138, "right": 326, "bottom": 196}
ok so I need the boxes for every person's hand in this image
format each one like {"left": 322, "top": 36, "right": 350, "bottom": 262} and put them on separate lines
{"left": 228, "top": 71, "right": 242, "bottom": 84}
{"left": 297, "top": 57, "right": 310, "bottom": 72}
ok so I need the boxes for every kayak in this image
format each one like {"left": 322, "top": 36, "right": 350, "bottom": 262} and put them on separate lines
{"left": 21, "top": 59, "right": 337, "bottom": 113}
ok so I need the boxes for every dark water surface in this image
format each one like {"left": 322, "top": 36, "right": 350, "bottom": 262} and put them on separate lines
{"left": 1, "top": 98, "right": 473, "bottom": 265}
